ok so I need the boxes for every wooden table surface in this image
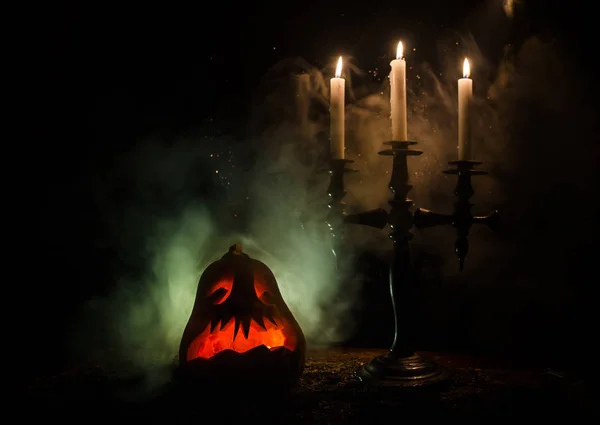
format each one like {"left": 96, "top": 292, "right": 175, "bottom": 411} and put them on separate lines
{"left": 23, "top": 347, "right": 594, "bottom": 423}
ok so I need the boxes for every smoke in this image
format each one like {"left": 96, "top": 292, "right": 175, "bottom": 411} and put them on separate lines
{"left": 75, "top": 60, "right": 364, "bottom": 393}
{"left": 74, "top": 0, "right": 597, "bottom": 394}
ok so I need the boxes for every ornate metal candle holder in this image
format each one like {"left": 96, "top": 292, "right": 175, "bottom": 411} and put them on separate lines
{"left": 325, "top": 159, "right": 357, "bottom": 263}
{"left": 327, "top": 141, "right": 498, "bottom": 387}
{"left": 414, "top": 160, "right": 500, "bottom": 270}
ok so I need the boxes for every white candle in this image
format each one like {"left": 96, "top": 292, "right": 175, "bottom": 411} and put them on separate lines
{"left": 390, "top": 42, "right": 407, "bottom": 141}
{"left": 330, "top": 57, "right": 345, "bottom": 159}
{"left": 458, "top": 58, "right": 473, "bottom": 160}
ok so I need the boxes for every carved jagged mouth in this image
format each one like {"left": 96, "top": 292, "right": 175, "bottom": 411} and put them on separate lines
{"left": 209, "top": 307, "right": 279, "bottom": 341}
{"left": 187, "top": 315, "right": 294, "bottom": 361}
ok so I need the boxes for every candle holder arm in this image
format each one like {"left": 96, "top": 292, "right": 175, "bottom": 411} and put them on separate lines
{"left": 473, "top": 209, "right": 500, "bottom": 231}
{"left": 344, "top": 208, "right": 389, "bottom": 229}
{"left": 413, "top": 206, "right": 472, "bottom": 271}
{"left": 414, "top": 160, "right": 499, "bottom": 271}
{"left": 412, "top": 208, "right": 453, "bottom": 228}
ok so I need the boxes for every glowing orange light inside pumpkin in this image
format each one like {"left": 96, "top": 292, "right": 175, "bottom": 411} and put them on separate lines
{"left": 186, "top": 317, "right": 297, "bottom": 361}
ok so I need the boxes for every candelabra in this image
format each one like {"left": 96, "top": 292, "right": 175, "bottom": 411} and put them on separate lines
{"left": 326, "top": 141, "right": 498, "bottom": 387}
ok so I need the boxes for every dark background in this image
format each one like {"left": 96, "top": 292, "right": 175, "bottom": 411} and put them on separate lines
{"left": 24, "top": 0, "right": 597, "bottom": 382}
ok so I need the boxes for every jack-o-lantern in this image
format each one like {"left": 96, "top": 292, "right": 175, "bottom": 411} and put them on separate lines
{"left": 177, "top": 243, "right": 306, "bottom": 388}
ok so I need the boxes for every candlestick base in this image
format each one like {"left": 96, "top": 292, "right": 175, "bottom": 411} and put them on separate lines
{"left": 355, "top": 352, "right": 448, "bottom": 388}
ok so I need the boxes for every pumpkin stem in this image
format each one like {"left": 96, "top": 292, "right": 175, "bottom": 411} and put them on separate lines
{"left": 230, "top": 243, "right": 243, "bottom": 255}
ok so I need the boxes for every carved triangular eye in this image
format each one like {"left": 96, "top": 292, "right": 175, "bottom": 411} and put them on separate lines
{"left": 207, "top": 275, "right": 234, "bottom": 304}
{"left": 254, "top": 273, "right": 274, "bottom": 304}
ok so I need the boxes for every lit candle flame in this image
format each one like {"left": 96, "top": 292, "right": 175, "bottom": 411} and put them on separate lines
{"left": 396, "top": 41, "right": 403, "bottom": 60}
{"left": 335, "top": 56, "right": 343, "bottom": 78}
{"left": 463, "top": 58, "right": 470, "bottom": 78}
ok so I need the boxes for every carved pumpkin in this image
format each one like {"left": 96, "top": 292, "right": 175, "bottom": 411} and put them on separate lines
{"left": 177, "top": 243, "right": 306, "bottom": 387}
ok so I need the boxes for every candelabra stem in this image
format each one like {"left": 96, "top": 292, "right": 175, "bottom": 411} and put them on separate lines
{"left": 326, "top": 158, "right": 355, "bottom": 264}
{"left": 452, "top": 164, "right": 475, "bottom": 271}
{"left": 354, "top": 141, "right": 447, "bottom": 387}
{"left": 387, "top": 148, "right": 415, "bottom": 356}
